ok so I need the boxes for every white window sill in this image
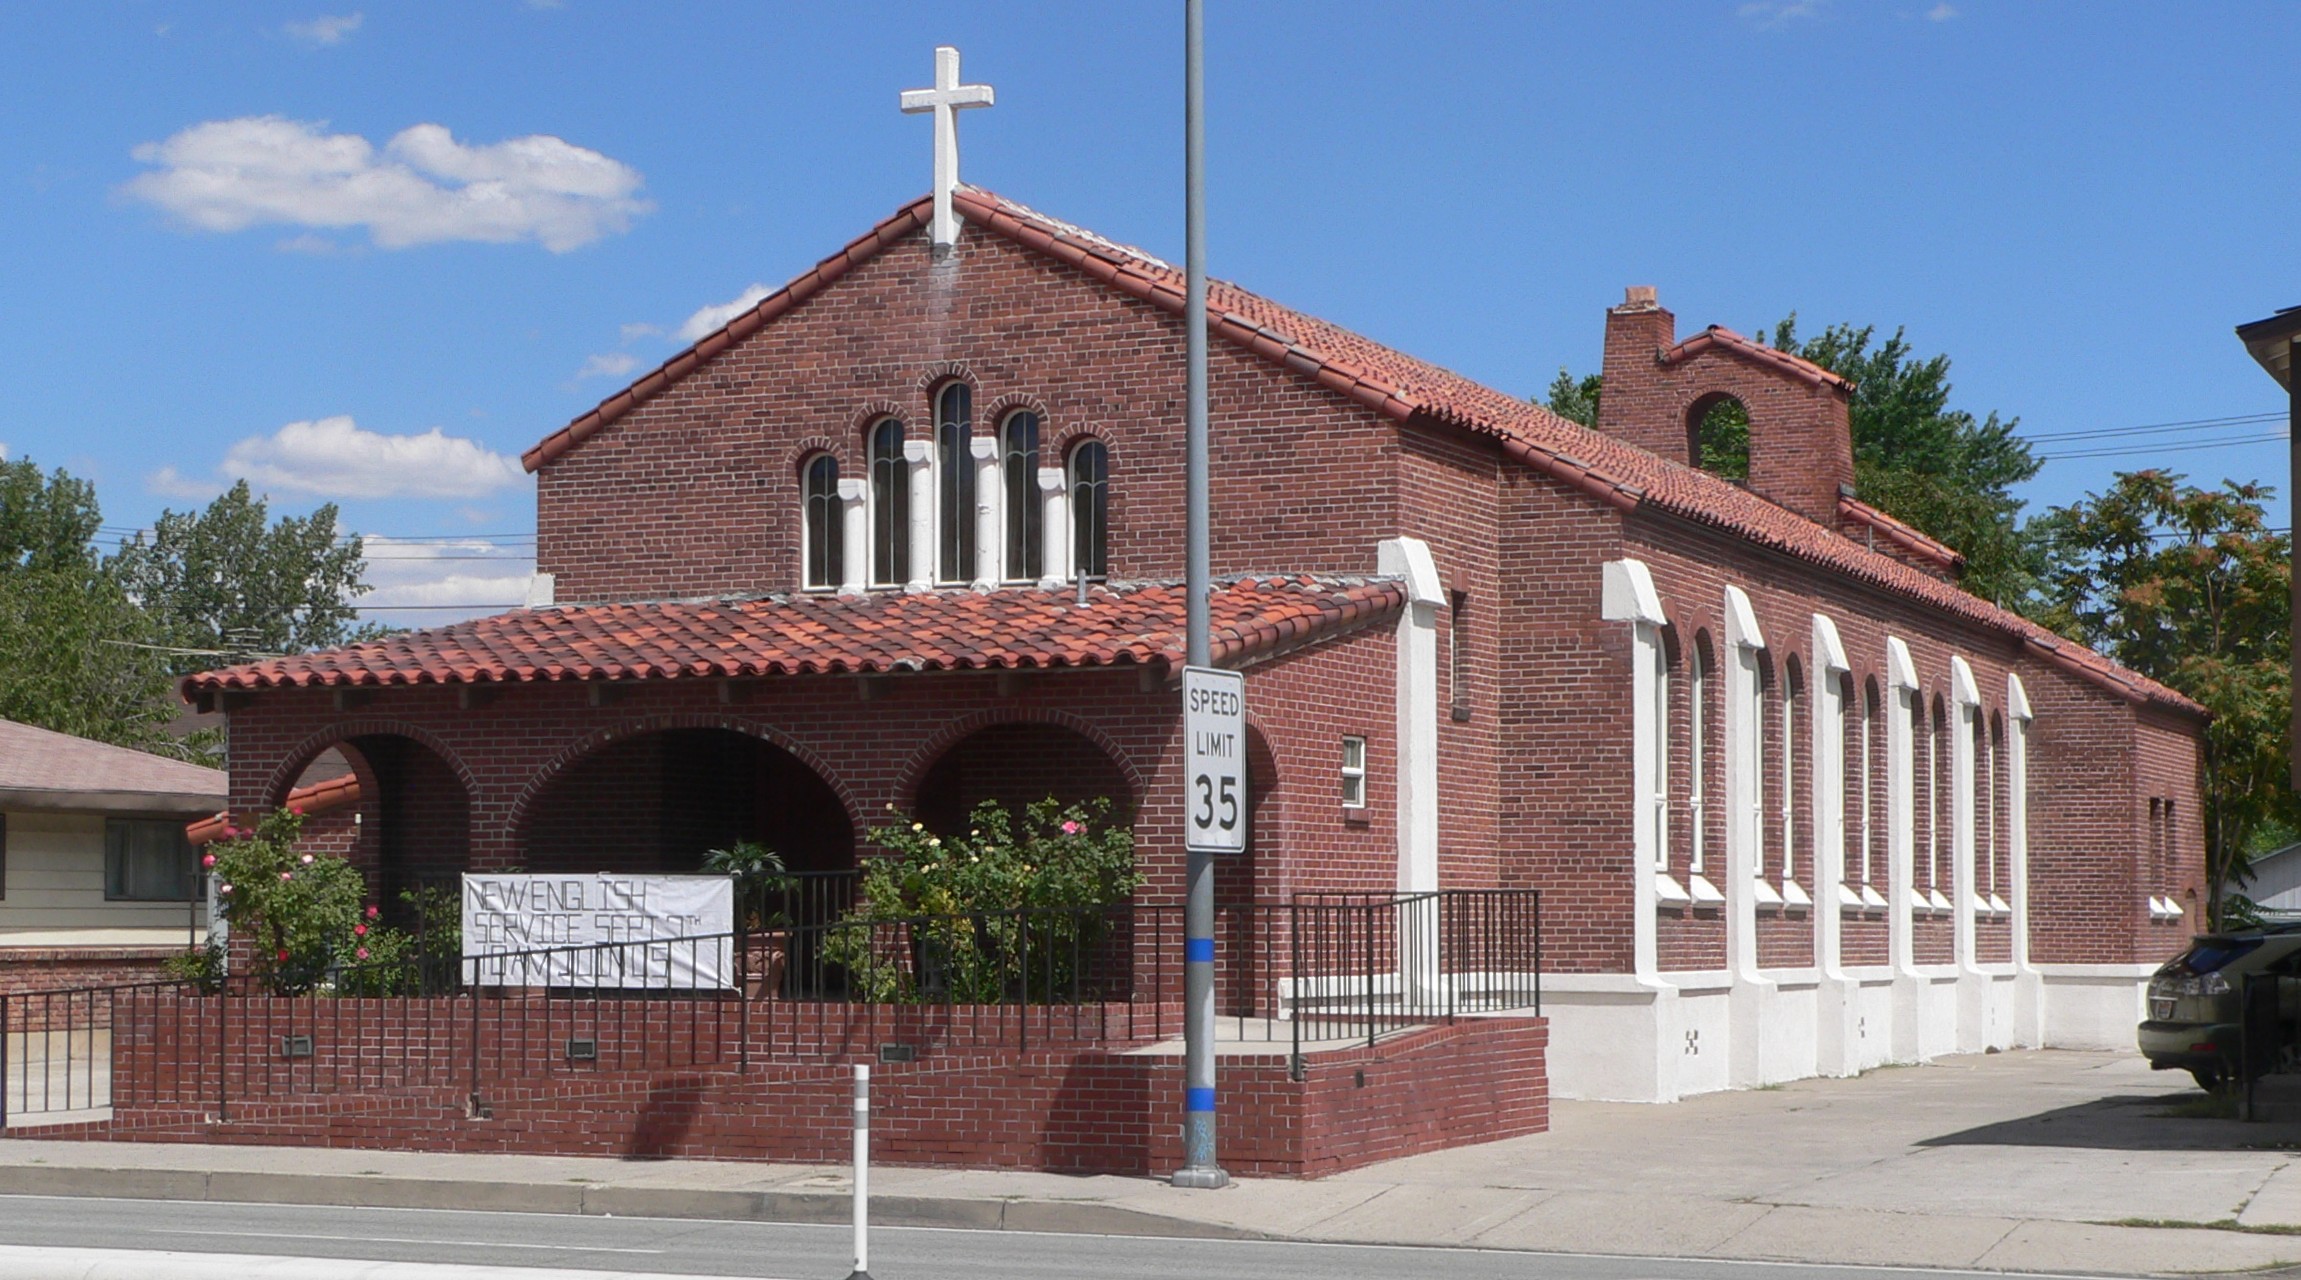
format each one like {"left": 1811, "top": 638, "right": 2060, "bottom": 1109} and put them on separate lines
{"left": 1751, "top": 877, "right": 1784, "bottom": 908}
{"left": 1987, "top": 893, "right": 2011, "bottom": 918}
{"left": 1925, "top": 888, "right": 1953, "bottom": 915}
{"left": 1838, "top": 883, "right": 1865, "bottom": 911}
{"left": 1860, "top": 885, "right": 1889, "bottom": 910}
{"left": 1654, "top": 872, "right": 1691, "bottom": 906}
{"left": 1688, "top": 874, "right": 1725, "bottom": 906}
{"left": 1781, "top": 880, "right": 1813, "bottom": 910}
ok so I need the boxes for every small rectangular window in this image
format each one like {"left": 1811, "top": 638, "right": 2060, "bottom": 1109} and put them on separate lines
{"left": 1340, "top": 736, "right": 1368, "bottom": 809}
{"left": 105, "top": 818, "right": 202, "bottom": 903}
{"left": 1449, "top": 590, "right": 1471, "bottom": 722}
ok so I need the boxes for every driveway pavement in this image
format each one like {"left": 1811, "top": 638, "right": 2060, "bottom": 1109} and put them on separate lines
{"left": 5, "top": 1050, "right": 2300, "bottom": 1275}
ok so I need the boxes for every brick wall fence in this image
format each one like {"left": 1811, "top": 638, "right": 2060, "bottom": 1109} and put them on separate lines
{"left": 6, "top": 986, "right": 1546, "bottom": 1178}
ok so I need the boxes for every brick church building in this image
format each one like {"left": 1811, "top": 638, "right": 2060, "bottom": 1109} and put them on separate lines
{"left": 181, "top": 179, "right": 2203, "bottom": 1106}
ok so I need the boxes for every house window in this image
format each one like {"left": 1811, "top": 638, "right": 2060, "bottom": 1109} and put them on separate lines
{"left": 1649, "top": 628, "right": 1671, "bottom": 870}
{"left": 868, "top": 418, "right": 909, "bottom": 587}
{"left": 936, "top": 383, "right": 975, "bottom": 584}
{"left": 1859, "top": 678, "right": 1877, "bottom": 890}
{"left": 105, "top": 818, "right": 202, "bottom": 902}
{"left": 802, "top": 454, "right": 842, "bottom": 590}
{"left": 1690, "top": 640, "right": 1711, "bottom": 875}
{"left": 1069, "top": 439, "right": 1109, "bottom": 580}
{"left": 1449, "top": 590, "right": 1472, "bottom": 722}
{"left": 1781, "top": 663, "right": 1800, "bottom": 885}
{"left": 1340, "top": 736, "right": 1367, "bottom": 808}
{"left": 0, "top": 811, "right": 8, "bottom": 900}
{"left": 1002, "top": 411, "right": 1043, "bottom": 581}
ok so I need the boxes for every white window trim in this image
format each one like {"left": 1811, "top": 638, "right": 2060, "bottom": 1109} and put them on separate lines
{"left": 1340, "top": 735, "right": 1368, "bottom": 809}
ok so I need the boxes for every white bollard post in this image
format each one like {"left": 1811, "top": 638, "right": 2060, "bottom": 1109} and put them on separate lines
{"left": 847, "top": 1062, "right": 871, "bottom": 1280}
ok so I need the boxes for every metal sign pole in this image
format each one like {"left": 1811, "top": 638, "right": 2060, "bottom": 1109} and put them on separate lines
{"left": 847, "top": 1063, "right": 871, "bottom": 1279}
{"left": 1173, "top": 0, "right": 1229, "bottom": 1192}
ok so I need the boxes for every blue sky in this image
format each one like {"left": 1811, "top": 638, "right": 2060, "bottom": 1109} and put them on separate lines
{"left": 0, "top": 2, "right": 2292, "bottom": 623}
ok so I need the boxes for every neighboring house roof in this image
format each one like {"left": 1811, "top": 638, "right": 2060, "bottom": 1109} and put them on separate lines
{"left": 185, "top": 772, "right": 360, "bottom": 845}
{"left": 2237, "top": 305, "right": 2301, "bottom": 389}
{"left": 0, "top": 718, "right": 225, "bottom": 816}
{"left": 183, "top": 577, "right": 1405, "bottom": 691}
{"left": 510, "top": 187, "right": 2200, "bottom": 719}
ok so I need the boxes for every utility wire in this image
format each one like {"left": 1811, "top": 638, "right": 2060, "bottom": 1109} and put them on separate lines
{"left": 2022, "top": 410, "right": 2285, "bottom": 444}
{"left": 2039, "top": 431, "right": 2288, "bottom": 462}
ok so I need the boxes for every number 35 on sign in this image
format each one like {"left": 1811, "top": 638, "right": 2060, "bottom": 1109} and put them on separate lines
{"left": 1183, "top": 665, "right": 1248, "bottom": 854}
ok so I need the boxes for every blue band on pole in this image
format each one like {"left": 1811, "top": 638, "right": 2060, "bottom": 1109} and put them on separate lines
{"left": 1185, "top": 938, "right": 1214, "bottom": 963}
{"left": 1186, "top": 1087, "right": 1216, "bottom": 1112}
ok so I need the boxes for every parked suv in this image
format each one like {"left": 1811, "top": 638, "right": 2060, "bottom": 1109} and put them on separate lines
{"left": 2140, "top": 925, "right": 2301, "bottom": 1089}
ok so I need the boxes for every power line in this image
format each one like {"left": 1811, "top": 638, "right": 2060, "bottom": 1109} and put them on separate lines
{"left": 2022, "top": 410, "right": 2284, "bottom": 444}
{"left": 2039, "top": 431, "right": 2288, "bottom": 462}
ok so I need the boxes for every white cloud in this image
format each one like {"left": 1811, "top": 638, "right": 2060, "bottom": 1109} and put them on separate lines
{"left": 123, "top": 115, "right": 652, "bottom": 252}
{"left": 356, "top": 536, "right": 536, "bottom": 627}
{"left": 675, "top": 284, "right": 771, "bottom": 342}
{"left": 153, "top": 416, "right": 528, "bottom": 501}
{"left": 284, "top": 13, "right": 362, "bottom": 46}
{"left": 575, "top": 352, "right": 640, "bottom": 380}
{"left": 1739, "top": 0, "right": 1824, "bottom": 26}
{"left": 619, "top": 321, "right": 663, "bottom": 343}
{"left": 1926, "top": 2, "right": 1959, "bottom": 18}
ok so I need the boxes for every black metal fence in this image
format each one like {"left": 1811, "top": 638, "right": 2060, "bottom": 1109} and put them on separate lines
{"left": 0, "top": 888, "right": 1539, "bottom": 1128}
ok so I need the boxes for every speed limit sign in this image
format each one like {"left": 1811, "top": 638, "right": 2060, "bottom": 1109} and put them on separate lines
{"left": 1182, "top": 666, "right": 1248, "bottom": 854}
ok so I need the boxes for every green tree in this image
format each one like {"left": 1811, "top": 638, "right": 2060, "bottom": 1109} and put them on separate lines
{"left": 2033, "top": 470, "right": 2296, "bottom": 927}
{"left": 111, "top": 480, "right": 372, "bottom": 675}
{"left": 1542, "top": 318, "right": 2042, "bottom": 607}
{"left": 0, "top": 458, "right": 182, "bottom": 754}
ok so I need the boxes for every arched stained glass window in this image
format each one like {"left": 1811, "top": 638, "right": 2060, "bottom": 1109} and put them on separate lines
{"left": 936, "top": 383, "right": 975, "bottom": 583}
{"left": 1002, "top": 411, "right": 1043, "bottom": 582}
{"left": 802, "top": 454, "right": 842, "bottom": 589}
{"left": 869, "top": 418, "right": 909, "bottom": 587}
{"left": 1069, "top": 439, "right": 1109, "bottom": 580}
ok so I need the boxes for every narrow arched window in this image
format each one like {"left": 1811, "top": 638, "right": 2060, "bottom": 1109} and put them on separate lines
{"left": 1859, "top": 677, "right": 1878, "bottom": 890}
{"left": 1069, "top": 439, "right": 1109, "bottom": 580}
{"left": 1001, "top": 411, "right": 1043, "bottom": 582}
{"left": 1781, "top": 661, "right": 1801, "bottom": 886}
{"left": 1689, "top": 636, "right": 1712, "bottom": 876}
{"left": 802, "top": 454, "right": 842, "bottom": 589}
{"left": 869, "top": 418, "right": 909, "bottom": 587}
{"left": 936, "top": 383, "right": 974, "bottom": 584}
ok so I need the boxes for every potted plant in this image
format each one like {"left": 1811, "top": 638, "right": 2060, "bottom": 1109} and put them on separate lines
{"left": 703, "top": 840, "right": 793, "bottom": 998}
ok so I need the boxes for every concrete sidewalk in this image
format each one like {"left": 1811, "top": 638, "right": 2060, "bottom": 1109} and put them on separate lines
{"left": 5, "top": 1050, "right": 2301, "bottom": 1275}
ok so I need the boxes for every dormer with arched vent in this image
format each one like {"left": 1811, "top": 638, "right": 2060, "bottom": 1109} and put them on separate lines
{"left": 1595, "top": 286, "right": 1857, "bottom": 530}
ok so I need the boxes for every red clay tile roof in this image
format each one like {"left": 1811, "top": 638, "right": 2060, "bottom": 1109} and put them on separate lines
{"left": 186, "top": 772, "right": 360, "bottom": 845}
{"left": 183, "top": 578, "right": 1405, "bottom": 692}
{"left": 1661, "top": 326, "right": 1854, "bottom": 392}
{"left": 1837, "top": 495, "right": 1965, "bottom": 571}
{"left": 518, "top": 188, "right": 2200, "bottom": 719}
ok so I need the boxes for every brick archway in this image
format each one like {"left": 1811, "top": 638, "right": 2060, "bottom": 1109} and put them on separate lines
{"left": 507, "top": 713, "right": 862, "bottom": 877}
{"left": 894, "top": 707, "right": 1146, "bottom": 816}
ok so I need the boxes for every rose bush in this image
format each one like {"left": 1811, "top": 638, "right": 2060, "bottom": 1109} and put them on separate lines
{"left": 822, "top": 797, "right": 1137, "bottom": 1004}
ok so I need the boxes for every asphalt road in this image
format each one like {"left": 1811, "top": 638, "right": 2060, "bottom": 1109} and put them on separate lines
{"left": 0, "top": 1194, "right": 2118, "bottom": 1280}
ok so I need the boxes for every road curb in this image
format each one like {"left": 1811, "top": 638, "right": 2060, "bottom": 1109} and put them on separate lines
{"left": 0, "top": 1163, "right": 1265, "bottom": 1243}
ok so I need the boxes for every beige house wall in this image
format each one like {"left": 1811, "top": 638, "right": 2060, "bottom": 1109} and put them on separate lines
{"left": 0, "top": 809, "right": 206, "bottom": 947}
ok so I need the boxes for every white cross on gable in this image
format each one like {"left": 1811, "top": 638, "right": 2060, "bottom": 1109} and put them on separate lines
{"left": 900, "top": 45, "right": 994, "bottom": 250}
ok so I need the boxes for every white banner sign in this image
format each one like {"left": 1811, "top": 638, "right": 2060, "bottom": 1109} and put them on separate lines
{"left": 460, "top": 873, "right": 734, "bottom": 989}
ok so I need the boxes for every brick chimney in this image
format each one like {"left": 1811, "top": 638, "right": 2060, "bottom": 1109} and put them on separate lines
{"left": 1591, "top": 285, "right": 1856, "bottom": 526}
{"left": 1595, "top": 287, "right": 1689, "bottom": 464}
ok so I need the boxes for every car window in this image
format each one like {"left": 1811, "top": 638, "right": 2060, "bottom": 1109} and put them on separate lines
{"left": 2172, "top": 937, "right": 2266, "bottom": 974}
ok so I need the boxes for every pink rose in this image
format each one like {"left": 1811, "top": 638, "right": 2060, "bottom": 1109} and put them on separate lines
{"left": 201, "top": 854, "right": 216, "bottom": 869}
{"left": 353, "top": 924, "right": 367, "bottom": 937}
{"left": 366, "top": 905, "right": 380, "bottom": 919}
{"left": 218, "top": 883, "right": 234, "bottom": 895}
{"left": 280, "top": 871, "right": 293, "bottom": 881}
{"left": 1061, "top": 821, "right": 1082, "bottom": 836}
{"left": 355, "top": 947, "right": 369, "bottom": 960}
{"left": 300, "top": 854, "right": 314, "bottom": 865}
{"left": 276, "top": 949, "right": 289, "bottom": 962}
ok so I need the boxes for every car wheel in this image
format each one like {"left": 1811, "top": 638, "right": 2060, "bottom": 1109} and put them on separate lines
{"left": 2189, "top": 1064, "right": 2227, "bottom": 1092}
